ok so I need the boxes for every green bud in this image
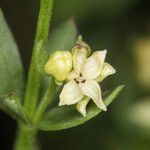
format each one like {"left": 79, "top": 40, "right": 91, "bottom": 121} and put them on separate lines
{"left": 44, "top": 51, "right": 73, "bottom": 82}
{"left": 72, "top": 35, "right": 91, "bottom": 56}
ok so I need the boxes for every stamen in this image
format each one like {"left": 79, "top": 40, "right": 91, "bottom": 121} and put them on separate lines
{"left": 81, "top": 80, "right": 86, "bottom": 83}
{"left": 74, "top": 78, "right": 79, "bottom": 84}
{"left": 79, "top": 73, "right": 83, "bottom": 77}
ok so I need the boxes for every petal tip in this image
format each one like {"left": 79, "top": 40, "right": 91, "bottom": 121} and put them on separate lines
{"left": 98, "top": 104, "right": 107, "bottom": 111}
{"left": 103, "top": 49, "right": 107, "bottom": 53}
{"left": 82, "top": 113, "right": 86, "bottom": 117}
{"left": 112, "top": 68, "right": 116, "bottom": 75}
{"left": 78, "top": 110, "right": 86, "bottom": 117}
{"left": 58, "top": 101, "right": 65, "bottom": 106}
{"left": 102, "top": 106, "right": 107, "bottom": 111}
{"left": 76, "top": 105, "right": 87, "bottom": 117}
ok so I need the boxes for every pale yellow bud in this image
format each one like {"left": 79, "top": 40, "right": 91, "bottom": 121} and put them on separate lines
{"left": 44, "top": 51, "right": 73, "bottom": 82}
{"left": 72, "top": 35, "right": 91, "bottom": 57}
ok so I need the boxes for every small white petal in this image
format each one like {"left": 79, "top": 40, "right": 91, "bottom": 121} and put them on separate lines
{"left": 96, "top": 62, "right": 116, "bottom": 82}
{"left": 59, "top": 80, "right": 83, "bottom": 106}
{"left": 73, "top": 49, "right": 87, "bottom": 74}
{"left": 79, "top": 80, "right": 107, "bottom": 111}
{"left": 102, "top": 62, "right": 116, "bottom": 76}
{"left": 82, "top": 50, "right": 107, "bottom": 80}
{"left": 76, "top": 97, "right": 90, "bottom": 117}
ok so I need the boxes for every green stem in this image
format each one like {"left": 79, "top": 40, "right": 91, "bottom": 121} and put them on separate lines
{"left": 13, "top": 124, "right": 37, "bottom": 150}
{"left": 24, "top": 0, "right": 54, "bottom": 119}
{"left": 14, "top": 0, "right": 54, "bottom": 150}
{"left": 33, "top": 77, "right": 57, "bottom": 124}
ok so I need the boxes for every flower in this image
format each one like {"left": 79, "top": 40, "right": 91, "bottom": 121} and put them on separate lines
{"left": 59, "top": 41, "right": 116, "bottom": 117}
{"left": 44, "top": 51, "right": 73, "bottom": 83}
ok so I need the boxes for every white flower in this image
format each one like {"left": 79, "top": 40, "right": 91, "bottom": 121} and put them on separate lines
{"left": 59, "top": 45, "right": 116, "bottom": 117}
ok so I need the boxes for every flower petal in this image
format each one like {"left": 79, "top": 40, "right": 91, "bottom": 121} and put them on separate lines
{"left": 76, "top": 97, "right": 90, "bottom": 117}
{"left": 59, "top": 80, "right": 83, "bottom": 106}
{"left": 73, "top": 48, "right": 87, "bottom": 74}
{"left": 82, "top": 50, "right": 107, "bottom": 79}
{"left": 79, "top": 80, "right": 107, "bottom": 111}
{"left": 96, "top": 62, "right": 116, "bottom": 82}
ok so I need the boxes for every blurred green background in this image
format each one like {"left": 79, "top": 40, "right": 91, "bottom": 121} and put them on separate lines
{"left": 1, "top": 0, "right": 150, "bottom": 149}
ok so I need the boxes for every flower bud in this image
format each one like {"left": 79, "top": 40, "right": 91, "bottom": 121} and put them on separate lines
{"left": 44, "top": 51, "right": 73, "bottom": 82}
{"left": 72, "top": 35, "right": 91, "bottom": 57}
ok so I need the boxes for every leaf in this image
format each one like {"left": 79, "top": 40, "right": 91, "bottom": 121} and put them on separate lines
{"left": 0, "top": 92, "right": 30, "bottom": 124}
{"left": 38, "top": 85, "right": 124, "bottom": 131}
{"left": 0, "top": 8, "right": 24, "bottom": 98}
{"left": 46, "top": 19, "right": 78, "bottom": 52}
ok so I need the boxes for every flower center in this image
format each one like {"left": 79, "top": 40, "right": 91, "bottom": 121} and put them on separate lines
{"left": 74, "top": 73, "right": 86, "bottom": 84}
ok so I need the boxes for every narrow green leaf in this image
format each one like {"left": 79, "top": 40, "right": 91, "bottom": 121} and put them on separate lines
{"left": 24, "top": 0, "right": 54, "bottom": 118}
{"left": 0, "top": 8, "right": 24, "bottom": 98}
{"left": 47, "top": 19, "right": 78, "bottom": 52}
{"left": 38, "top": 85, "right": 124, "bottom": 131}
{"left": 0, "top": 93, "right": 29, "bottom": 124}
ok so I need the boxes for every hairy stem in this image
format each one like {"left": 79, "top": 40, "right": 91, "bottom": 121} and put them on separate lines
{"left": 24, "top": 0, "right": 54, "bottom": 119}
{"left": 14, "top": 0, "right": 54, "bottom": 150}
{"left": 14, "top": 124, "right": 37, "bottom": 150}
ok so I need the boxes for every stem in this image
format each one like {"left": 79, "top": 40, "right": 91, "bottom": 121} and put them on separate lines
{"left": 13, "top": 124, "right": 37, "bottom": 150}
{"left": 24, "top": 0, "right": 54, "bottom": 119}
{"left": 33, "top": 77, "right": 57, "bottom": 124}
{"left": 14, "top": 0, "right": 54, "bottom": 150}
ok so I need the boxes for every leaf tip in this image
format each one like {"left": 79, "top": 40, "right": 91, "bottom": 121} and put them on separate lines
{"left": 118, "top": 84, "right": 125, "bottom": 91}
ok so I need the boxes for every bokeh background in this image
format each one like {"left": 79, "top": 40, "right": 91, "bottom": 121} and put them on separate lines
{"left": 1, "top": 0, "right": 150, "bottom": 149}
